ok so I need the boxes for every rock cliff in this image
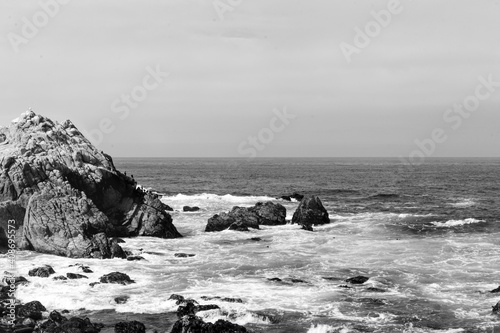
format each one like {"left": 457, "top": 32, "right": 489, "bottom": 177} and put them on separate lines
{"left": 0, "top": 110, "right": 181, "bottom": 257}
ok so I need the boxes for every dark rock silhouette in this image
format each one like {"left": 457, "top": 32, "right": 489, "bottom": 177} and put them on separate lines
{"left": 291, "top": 195, "right": 330, "bottom": 229}
{"left": 206, "top": 202, "right": 286, "bottom": 232}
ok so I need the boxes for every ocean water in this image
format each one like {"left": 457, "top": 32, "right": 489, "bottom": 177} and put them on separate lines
{"left": 3, "top": 158, "right": 500, "bottom": 333}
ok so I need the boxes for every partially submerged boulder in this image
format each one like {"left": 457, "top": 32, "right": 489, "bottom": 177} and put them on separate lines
{"left": 28, "top": 265, "right": 55, "bottom": 278}
{"left": 291, "top": 195, "right": 330, "bottom": 228}
{"left": 0, "top": 110, "right": 182, "bottom": 258}
{"left": 206, "top": 202, "right": 286, "bottom": 232}
{"left": 99, "top": 272, "right": 135, "bottom": 285}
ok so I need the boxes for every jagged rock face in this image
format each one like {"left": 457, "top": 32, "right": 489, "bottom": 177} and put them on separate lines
{"left": 249, "top": 202, "right": 286, "bottom": 225}
{"left": 0, "top": 110, "right": 181, "bottom": 257}
{"left": 205, "top": 202, "right": 286, "bottom": 232}
{"left": 291, "top": 195, "right": 330, "bottom": 226}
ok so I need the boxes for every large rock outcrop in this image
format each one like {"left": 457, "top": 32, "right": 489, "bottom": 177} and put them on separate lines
{"left": 206, "top": 202, "right": 286, "bottom": 232}
{"left": 291, "top": 195, "right": 330, "bottom": 228}
{"left": 0, "top": 110, "right": 181, "bottom": 257}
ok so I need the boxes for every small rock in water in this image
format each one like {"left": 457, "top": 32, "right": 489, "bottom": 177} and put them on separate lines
{"left": 221, "top": 297, "right": 243, "bottom": 303}
{"left": 67, "top": 273, "right": 88, "bottom": 280}
{"left": 290, "top": 278, "right": 307, "bottom": 284}
{"left": 115, "top": 320, "right": 146, "bottom": 333}
{"left": 490, "top": 286, "right": 500, "bottom": 293}
{"left": 53, "top": 275, "right": 68, "bottom": 281}
{"left": 183, "top": 206, "right": 200, "bottom": 212}
{"left": 366, "top": 287, "right": 386, "bottom": 293}
{"left": 268, "top": 278, "right": 282, "bottom": 282}
{"left": 169, "top": 294, "right": 185, "bottom": 304}
{"left": 115, "top": 296, "right": 130, "bottom": 304}
{"left": 28, "top": 265, "right": 55, "bottom": 278}
{"left": 126, "top": 256, "right": 145, "bottom": 261}
{"left": 301, "top": 224, "right": 314, "bottom": 231}
{"left": 99, "top": 272, "right": 135, "bottom": 285}
{"left": 89, "top": 282, "right": 100, "bottom": 287}
{"left": 250, "top": 237, "right": 262, "bottom": 241}
{"left": 346, "top": 276, "right": 370, "bottom": 284}
{"left": 170, "top": 315, "right": 247, "bottom": 333}
{"left": 493, "top": 301, "right": 500, "bottom": 313}
{"left": 2, "top": 276, "right": 29, "bottom": 286}
{"left": 174, "top": 253, "right": 195, "bottom": 258}
{"left": 113, "top": 238, "right": 126, "bottom": 244}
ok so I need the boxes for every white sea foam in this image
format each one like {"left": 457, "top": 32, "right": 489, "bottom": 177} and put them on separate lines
{"left": 307, "top": 324, "right": 344, "bottom": 333}
{"left": 162, "top": 193, "right": 277, "bottom": 203}
{"left": 431, "top": 218, "right": 485, "bottom": 228}
{"left": 450, "top": 199, "right": 475, "bottom": 207}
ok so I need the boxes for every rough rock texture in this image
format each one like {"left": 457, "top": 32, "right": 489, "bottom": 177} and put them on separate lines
{"left": 28, "top": 265, "right": 55, "bottom": 278}
{"left": 170, "top": 315, "right": 247, "bottom": 333}
{"left": 206, "top": 202, "right": 286, "bottom": 232}
{"left": 99, "top": 272, "right": 135, "bottom": 285}
{"left": 115, "top": 321, "right": 146, "bottom": 333}
{"left": 291, "top": 195, "right": 330, "bottom": 227}
{"left": 249, "top": 202, "right": 286, "bottom": 225}
{"left": 0, "top": 110, "right": 181, "bottom": 258}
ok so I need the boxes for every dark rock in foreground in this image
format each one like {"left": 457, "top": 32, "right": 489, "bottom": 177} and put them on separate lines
{"left": 17, "top": 301, "right": 46, "bottom": 320}
{"left": 291, "top": 195, "right": 330, "bottom": 228}
{"left": 28, "top": 265, "right": 55, "bottom": 278}
{"left": 183, "top": 206, "right": 200, "bottom": 212}
{"left": 346, "top": 276, "right": 370, "bottom": 284}
{"left": 206, "top": 202, "right": 286, "bottom": 232}
{"left": 99, "top": 272, "right": 135, "bottom": 285}
{"left": 170, "top": 315, "right": 247, "bottom": 333}
{"left": 115, "top": 321, "right": 146, "bottom": 333}
{"left": 0, "top": 110, "right": 182, "bottom": 258}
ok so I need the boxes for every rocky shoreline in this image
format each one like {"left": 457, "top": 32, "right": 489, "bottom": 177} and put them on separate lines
{"left": 2, "top": 111, "right": 499, "bottom": 332}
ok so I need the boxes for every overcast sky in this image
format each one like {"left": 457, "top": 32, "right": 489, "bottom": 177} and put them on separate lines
{"left": 1, "top": 0, "right": 499, "bottom": 158}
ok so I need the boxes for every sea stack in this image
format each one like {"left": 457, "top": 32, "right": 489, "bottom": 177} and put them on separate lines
{"left": 291, "top": 195, "right": 330, "bottom": 228}
{"left": 0, "top": 110, "right": 181, "bottom": 258}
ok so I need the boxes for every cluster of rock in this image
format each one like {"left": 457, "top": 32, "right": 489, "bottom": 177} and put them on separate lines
{"left": 0, "top": 110, "right": 182, "bottom": 258}
{"left": 206, "top": 195, "right": 330, "bottom": 232}
{"left": 169, "top": 294, "right": 247, "bottom": 333}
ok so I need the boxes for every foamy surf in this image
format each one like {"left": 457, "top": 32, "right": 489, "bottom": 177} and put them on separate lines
{"left": 431, "top": 218, "right": 485, "bottom": 227}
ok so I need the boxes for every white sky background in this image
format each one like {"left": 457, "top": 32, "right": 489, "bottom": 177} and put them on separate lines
{"left": 0, "top": 0, "right": 499, "bottom": 158}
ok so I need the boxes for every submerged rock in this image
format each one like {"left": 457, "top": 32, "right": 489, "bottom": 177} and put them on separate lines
{"left": 28, "top": 265, "right": 55, "bottom": 278}
{"left": 114, "top": 296, "right": 130, "bottom": 304}
{"left": 183, "top": 206, "right": 200, "bottom": 212}
{"left": 99, "top": 272, "right": 135, "bottom": 285}
{"left": 0, "top": 110, "right": 182, "bottom": 258}
{"left": 67, "top": 273, "right": 88, "bottom": 280}
{"left": 174, "top": 253, "right": 195, "bottom": 258}
{"left": 346, "top": 276, "right": 370, "bottom": 284}
{"left": 206, "top": 202, "right": 286, "bottom": 232}
{"left": 291, "top": 195, "right": 330, "bottom": 227}
{"left": 126, "top": 256, "right": 145, "bottom": 261}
